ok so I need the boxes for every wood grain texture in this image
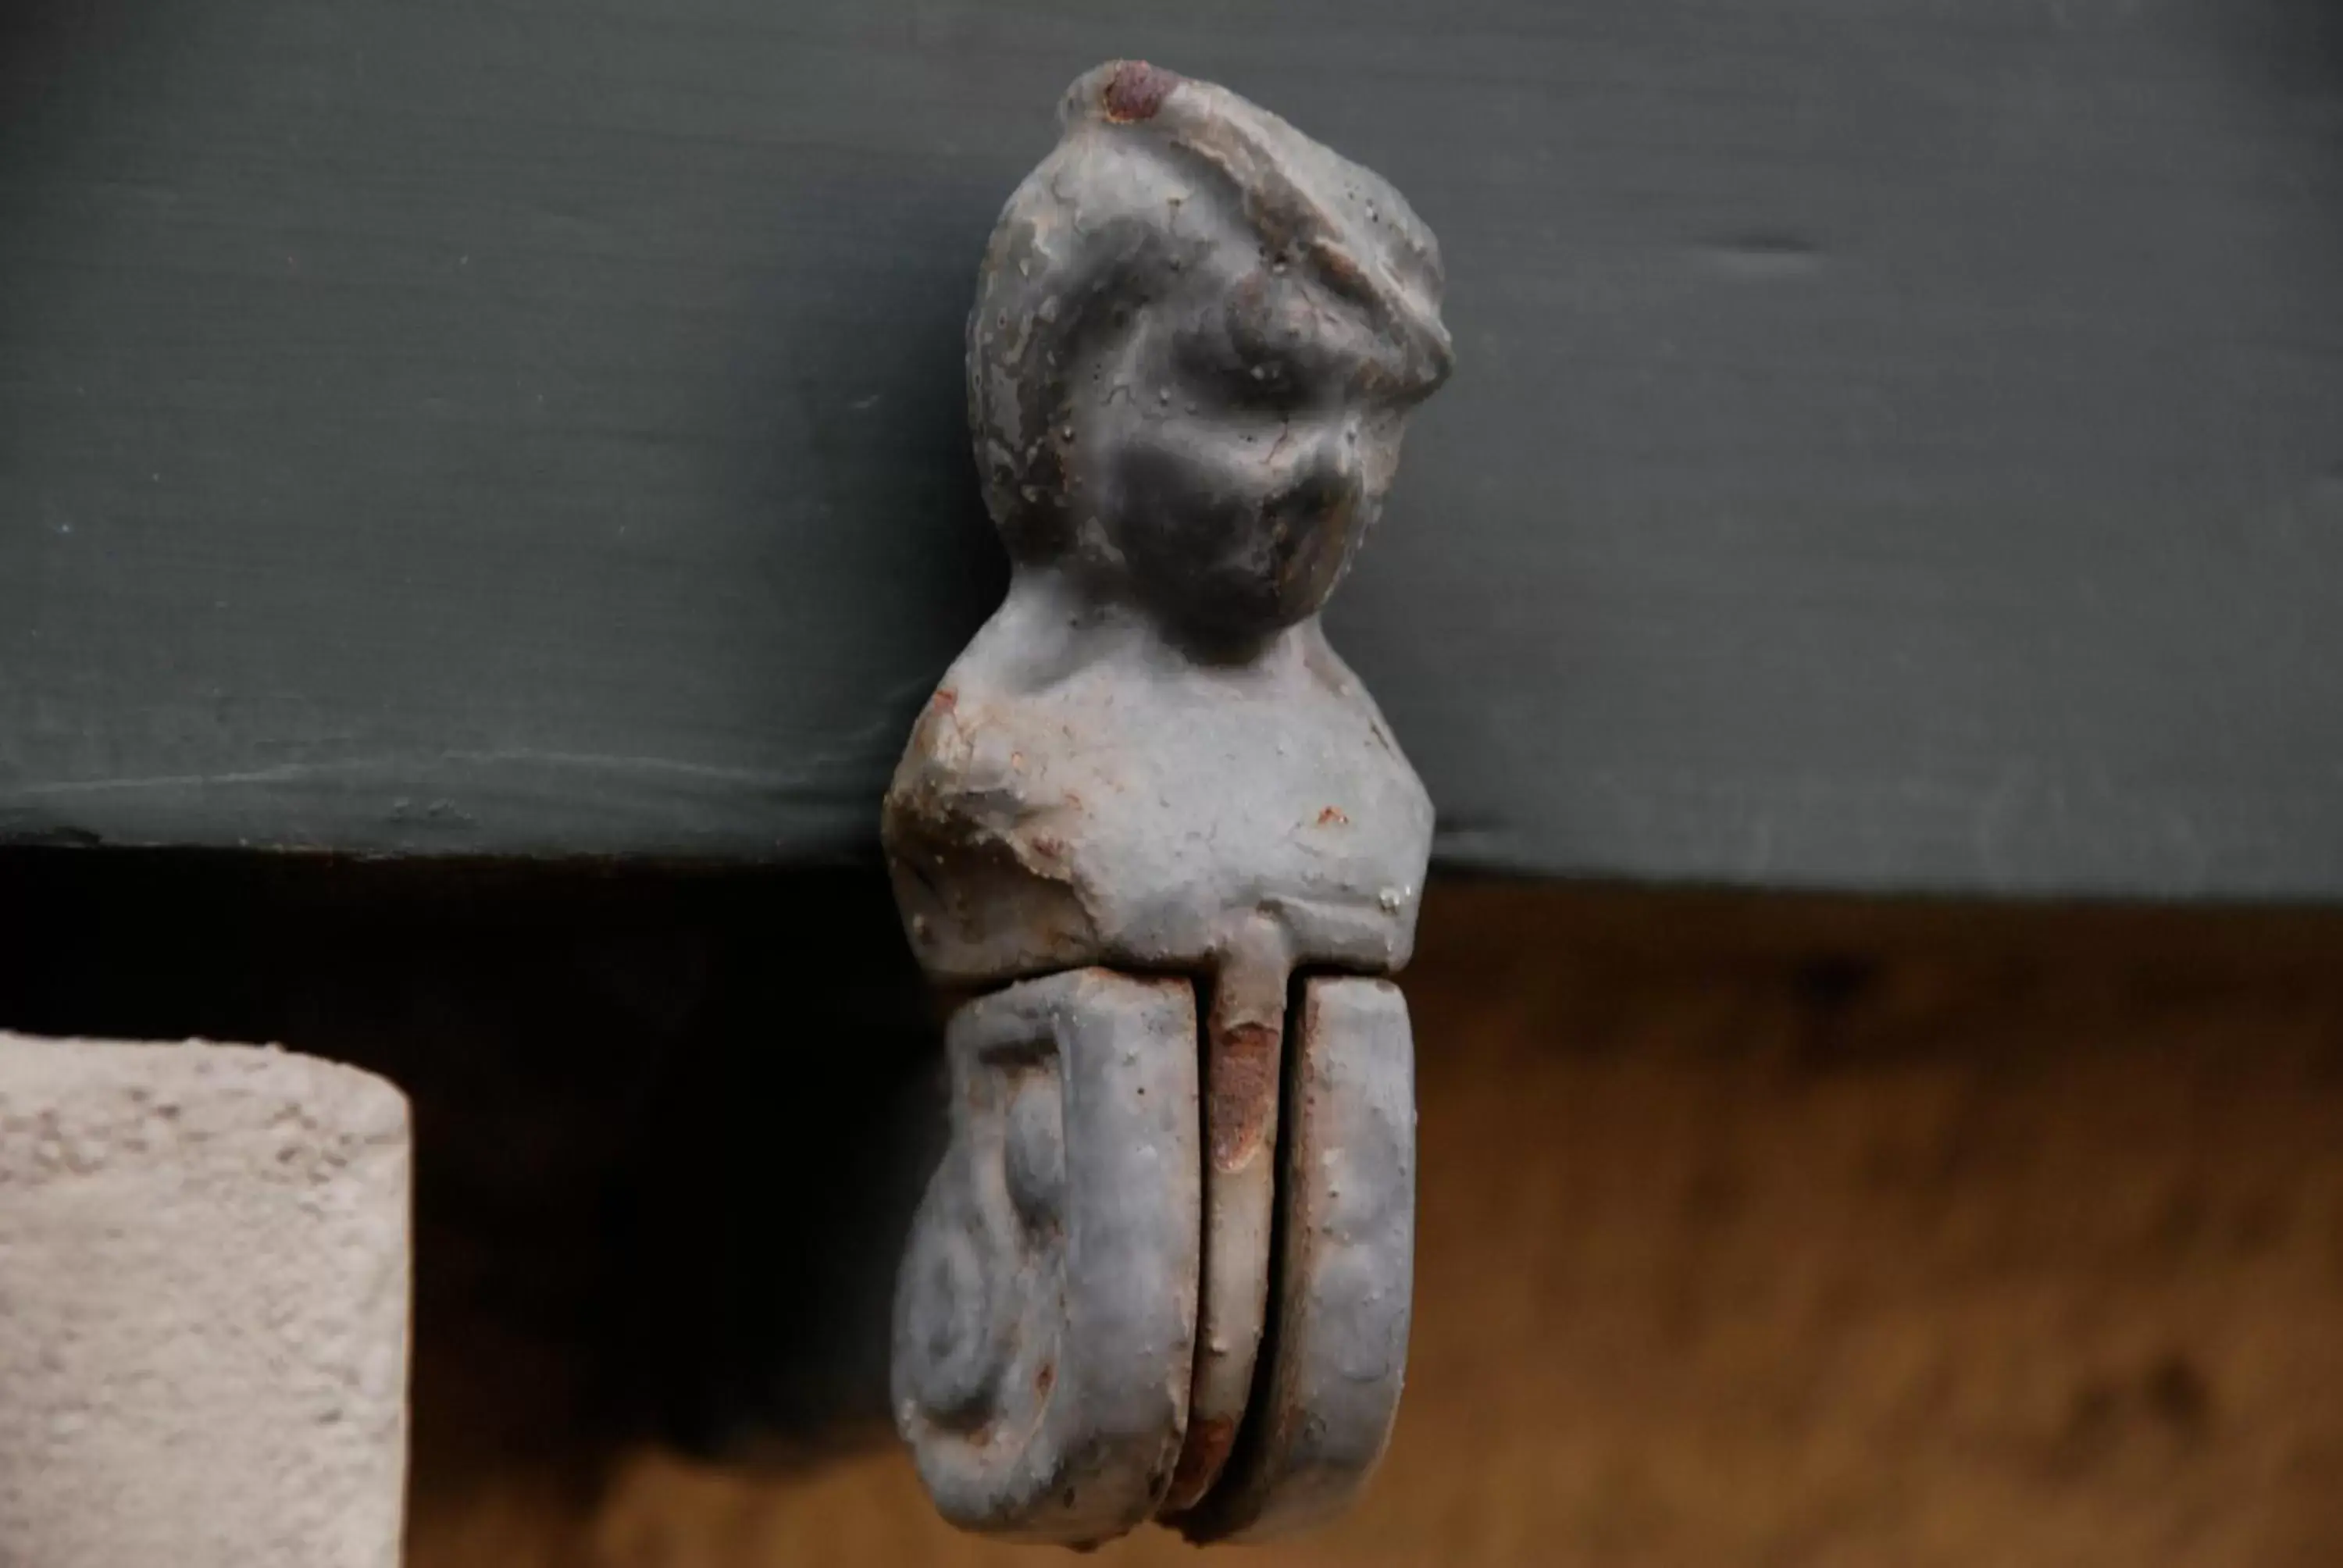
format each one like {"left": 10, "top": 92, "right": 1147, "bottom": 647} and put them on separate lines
{"left": 5, "top": 854, "right": 2340, "bottom": 1562}
{"left": 4, "top": 0, "right": 2342, "bottom": 893}
{"left": 395, "top": 877, "right": 2343, "bottom": 1567}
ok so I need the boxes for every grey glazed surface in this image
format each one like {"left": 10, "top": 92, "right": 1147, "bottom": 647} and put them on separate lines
{"left": 882, "top": 61, "right": 1448, "bottom": 990}
{"left": 885, "top": 62, "right": 1443, "bottom": 1545}
{"left": 891, "top": 969, "right": 1201, "bottom": 1543}
{"left": 1180, "top": 978, "right": 1418, "bottom": 1542}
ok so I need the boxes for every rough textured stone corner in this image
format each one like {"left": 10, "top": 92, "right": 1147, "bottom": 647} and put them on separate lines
{"left": 0, "top": 1035, "right": 413, "bottom": 1568}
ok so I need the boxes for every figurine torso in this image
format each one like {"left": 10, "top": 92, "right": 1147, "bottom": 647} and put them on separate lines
{"left": 884, "top": 572, "right": 1432, "bottom": 985}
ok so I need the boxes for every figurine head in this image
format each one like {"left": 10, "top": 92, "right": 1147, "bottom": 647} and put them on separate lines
{"left": 968, "top": 61, "right": 1453, "bottom": 655}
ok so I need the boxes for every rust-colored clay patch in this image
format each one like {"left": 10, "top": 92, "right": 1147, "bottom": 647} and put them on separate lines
{"left": 1103, "top": 60, "right": 1179, "bottom": 123}
{"left": 1163, "top": 1416, "right": 1237, "bottom": 1513}
{"left": 1207, "top": 1020, "right": 1278, "bottom": 1170}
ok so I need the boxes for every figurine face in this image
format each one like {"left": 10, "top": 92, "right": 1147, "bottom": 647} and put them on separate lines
{"left": 965, "top": 65, "right": 1451, "bottom": 653}
{"left": 1072, "top": 262, "right": 1414, "bottom": 653}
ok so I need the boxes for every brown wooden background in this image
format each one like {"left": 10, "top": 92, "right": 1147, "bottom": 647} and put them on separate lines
{"left": 6, "top": 859, "right": 2339, "bottom": 1562}
{"left": 358, "top": 880, "right": 2343, "bottom": 1567}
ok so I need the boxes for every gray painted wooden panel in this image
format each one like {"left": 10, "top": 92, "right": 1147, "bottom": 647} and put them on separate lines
{"left": 4, "top": 0, "right": 2341, "bottom": 896}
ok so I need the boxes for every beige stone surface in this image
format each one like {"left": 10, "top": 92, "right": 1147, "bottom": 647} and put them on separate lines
{"left": 0, "top": 1036, "right": 412, "bottom": 1568}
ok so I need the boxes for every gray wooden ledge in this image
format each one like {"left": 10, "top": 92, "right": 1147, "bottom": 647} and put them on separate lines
{"left": 4, "top": 0, "right": 2341, "bottom": 898}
